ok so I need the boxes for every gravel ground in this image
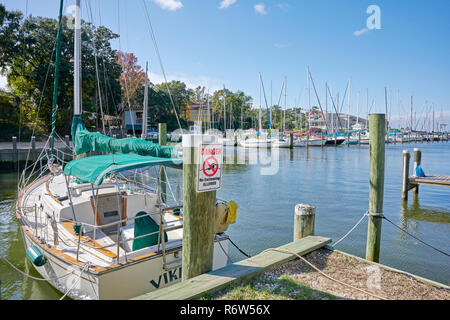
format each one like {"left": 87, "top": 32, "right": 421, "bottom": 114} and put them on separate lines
{"left": 212, "top": 248, "right": 450, "bottom": 300}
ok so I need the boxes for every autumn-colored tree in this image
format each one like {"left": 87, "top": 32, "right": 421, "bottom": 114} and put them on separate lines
{"left": 116, "top": 51, "right": 146, "bottom": 107}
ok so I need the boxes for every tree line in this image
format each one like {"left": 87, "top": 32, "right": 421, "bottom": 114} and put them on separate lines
{"left": 0, "top": 4, "right": 308, "bottom": 141}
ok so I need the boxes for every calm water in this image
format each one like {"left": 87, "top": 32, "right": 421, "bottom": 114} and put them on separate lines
{"left": 1, "top": 142, "right": 449, "bottom": 299}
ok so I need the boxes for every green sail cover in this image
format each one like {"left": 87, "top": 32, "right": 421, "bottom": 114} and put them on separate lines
{"left": 71, "top": 114, "right": 178, "bottom": 158}
{"left": 64, "top": 153, "right": 182, "bottom": 186}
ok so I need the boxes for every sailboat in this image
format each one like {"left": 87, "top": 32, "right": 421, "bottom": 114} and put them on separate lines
{"left": 16, "top": 0, "right": 231, "bottom": 300}
{"left": 238, "top": 73, "right": 273, "bottom": 148}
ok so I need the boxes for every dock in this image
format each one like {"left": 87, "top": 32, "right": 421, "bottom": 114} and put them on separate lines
{"left": 402, "top": 148, "right": 450, "bottom": 201}
{"left": 0, "top": 136, "right": 72, "bottom": 168}
{"left": 132, "top": 236, "right": 331, "bottom": 300}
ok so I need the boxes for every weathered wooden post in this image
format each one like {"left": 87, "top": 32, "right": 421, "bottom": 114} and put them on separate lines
{"left": 401, "top": 150, "right": 410, "bottom": 201}
{"left": 413, "top": 148, "right": 421, "bottom": 201}
{"left": 31, "top": 136, "right": 36, "bottom": 161}
{"left": 182, "top": 134, "right": 218, "bottom": 281}
{"left": 365, "top": 113, "right": 385, "bottom": 263}
{"left": 158, "top": 123, "right": 167, "bottom": 204}
{"left": 289, "top": 133, "right": 294, "bottom": 149}
{"left": 12, "top": 136, "right": 17, "bottom": 169}
{"left": 293, "top": 204, "right": 315, "bottom": 240}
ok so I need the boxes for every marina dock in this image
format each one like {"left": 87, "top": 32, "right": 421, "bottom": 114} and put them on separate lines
{"left": 402, "top": 148, "right": 450, "bottom": 201}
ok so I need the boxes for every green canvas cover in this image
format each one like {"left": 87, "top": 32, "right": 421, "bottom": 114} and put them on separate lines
{"left": 63, "top": 153, "right": 181, "bottom": 186}
{"left": 132, "top": 211, "right": 168, "bottom": 251}
{"left": 71, "top": 114, "right": 178, "bottom": 158}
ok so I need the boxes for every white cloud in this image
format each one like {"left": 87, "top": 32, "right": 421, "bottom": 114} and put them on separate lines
{"left": 148, "top": 71, "right": 225, "bottom": 92}
{"left": 254, "top": 3, "right": 267, "bottom": 15}
{"left": 274, "top": 43, "right": 290, "bottom": 49}
{"left": 219, "top": 0, "right": 237, "bottom": 9}
{"left": 153, "top": 0, "right": 183, "bottom": 11}
{"left": 354, "top": 28, "right": 369, "bottom": 36}
{"left": 276, "top": 3, "right": 291, "bottom": 11}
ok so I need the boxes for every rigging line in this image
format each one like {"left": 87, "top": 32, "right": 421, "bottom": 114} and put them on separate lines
{"left": 86, "top": 0, "right": 106, "bottom": 134}
{"left": 140, "top": 0, "right": 182, "bottom": 130}
{"left": 307, "top": 68, "right": 330, "bottom": 133}
{"left": 17, "top": 0, "right": 29, "bottom": 182}
{"left": 259, "top": 73, "right": 272, "bottom": 131}
{"left": 382, "top": 215, "right": 450, "bottom": 258}
{"left": 368, "top": 97, "right": 376, "bottom": 114}
{"left": 338, "top": 80, "right": 349, "bottom": 115}
{"left": 21, "top": 18, "right": 58, "bottom": 188}
{"left": 326, "top": 84, "right": 344, "bottom": 130}
{"left": 116, "top": 0, "right": 135, "bottom": 136}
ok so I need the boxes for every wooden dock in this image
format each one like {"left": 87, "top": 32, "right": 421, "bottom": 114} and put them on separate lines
{"left": 402, "top": 148, "right": 450, "bottom": 201}
{"left": 409, "top": 175, "right": 450, "bottom": 187}
{"left": 131, "top": 235, "right": 331, "bottom": 300}
{"left": 0, "top": 136, "right": 73, "bottom": 168}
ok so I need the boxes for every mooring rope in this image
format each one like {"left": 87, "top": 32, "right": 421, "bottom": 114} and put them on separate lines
{"left": 261, "top": 248, "right": 387, "bottom": 300}
{"left": 1, "top": 257, "right": 73, "bottom": 281}
{"left": 59, "top": 263, "right": 91, "bottom": 300}
{"left": 331, "top": 211, "right": 368, "bottom": 248}
{"left": 381, "top": 215, "right": 450, "bottom": 258}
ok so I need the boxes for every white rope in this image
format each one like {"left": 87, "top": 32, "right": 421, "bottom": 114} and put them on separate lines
{"left": 331, "top": 211, "right": 368, "bottom": 248}
{"left": 1, "top": 257, "right": 73, "bottom": 281}
{"left": 59, "top": 263, "right": 91, "bottom": 300}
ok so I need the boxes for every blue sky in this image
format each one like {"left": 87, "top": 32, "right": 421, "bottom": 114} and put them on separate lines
{"left": 1, "top": 0, "right": 450, "bottom": 128}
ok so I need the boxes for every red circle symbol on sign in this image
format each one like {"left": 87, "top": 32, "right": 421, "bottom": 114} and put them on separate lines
{"left": 202, "top": 156, "right": 218, "bottom": 177}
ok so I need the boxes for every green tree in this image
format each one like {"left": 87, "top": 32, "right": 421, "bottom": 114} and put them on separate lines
{"left": 0, "top": 6, "right": 121, "bottom": 137}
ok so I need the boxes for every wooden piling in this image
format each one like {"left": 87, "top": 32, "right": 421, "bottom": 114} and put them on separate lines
{"left": 158, "top": 123, "right": 167, "bottom": 204}
{"left": 289, "top": 133, "right": 294, "bottom": 149}
{"left": 182, "top": 134, "right": 217, "bottom": 281}
{"left": 401, "top": 150, "right": 410, "bottom": 201}
{"left": 293, "top": 204, "right": 316, "bottom": 240}
{"left": 413, "top": 148, "right": 421, "bottom": 201}
{"left": 365, "top": 113, "right": 385, "bottom": 263}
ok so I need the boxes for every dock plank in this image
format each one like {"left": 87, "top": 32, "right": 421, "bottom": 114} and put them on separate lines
{"left": 409, "top": 174, "right": 450, "bottom": 187}
{"left": 131, "top": 235, "right": 331, "bottom": 300}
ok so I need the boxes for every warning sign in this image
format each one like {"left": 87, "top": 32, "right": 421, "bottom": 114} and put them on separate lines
{"left": 197, "top": 144, "right": 223, "bottom": 192}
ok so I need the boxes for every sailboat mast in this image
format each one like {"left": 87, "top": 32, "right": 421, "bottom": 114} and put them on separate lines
{"left": 356, "top": 91, "right": 360, "bottom": 126}
{"left": 347, "top": 78, "right": 351, "bottom": 133}
{"left": 284, "top": 76, "right": 287, "bottom": 132}
{"left": 325, "top": 82, "right": 328, "bottom": 133}
{"left": 366, "top": 88, "right": 368, "bottom": 129}
{"left": 74, "top": 0, "right": 82, "bottom": 115}
{"left": 223, "top": 85, "right": 226, "bottom": 132}
{"left": 258, "top": 74, "right": 262, "bottom": 132}
{"left": 50, "top": 0, "right": 64, "bottom": 155}
{"left": 141, "top": 61, "right": 149, "bottom": 139}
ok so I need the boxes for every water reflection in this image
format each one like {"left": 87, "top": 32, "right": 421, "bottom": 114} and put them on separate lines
{"left": 401, "top": 199, "right": 450, "bottom": 224}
